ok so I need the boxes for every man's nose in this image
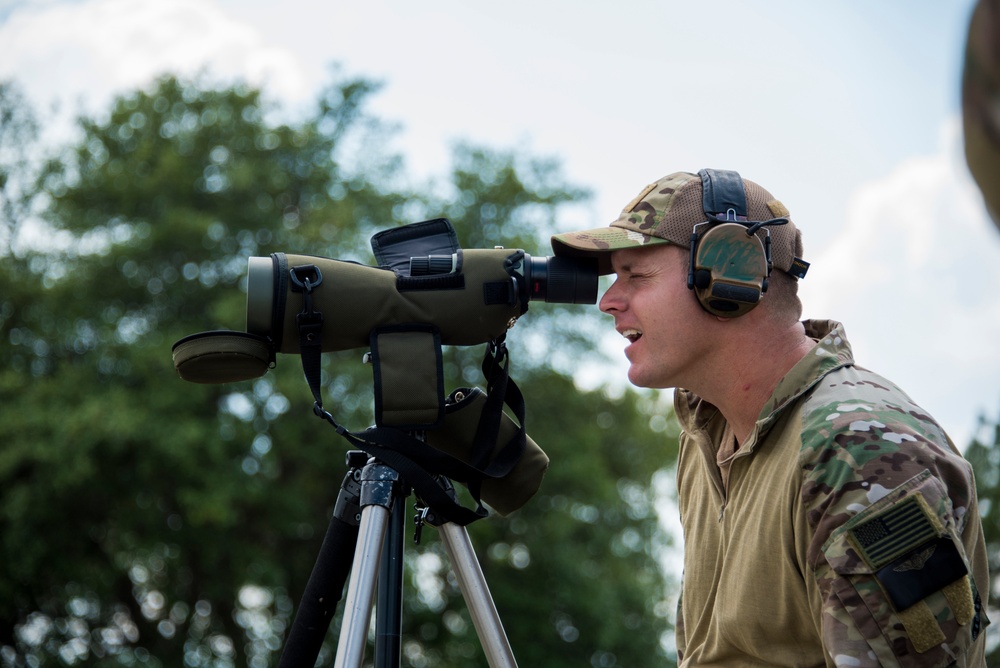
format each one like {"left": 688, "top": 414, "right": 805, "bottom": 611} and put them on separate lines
{"left": 599, "top": 279, "right": 622, "bottom": 314}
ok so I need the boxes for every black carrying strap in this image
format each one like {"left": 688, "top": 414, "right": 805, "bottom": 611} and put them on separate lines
{"left": 291, "top": 264, "right": 325, "bottom": 397}
{"left": 465, "top": 337, "right": 527, "bottom": 502}
{"left": 291, "top": 266, "right": 525, "bottom": 526}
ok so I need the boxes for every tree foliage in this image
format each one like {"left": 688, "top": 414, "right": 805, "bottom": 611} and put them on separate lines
{"left": 0, "top": 81, "right": 41, "bottom": 254}
{"left": 0, "top": 73, "right": 678, "bottom": 667}
{"left": 964, "top": 407, "right": 1000, "bottom": 662}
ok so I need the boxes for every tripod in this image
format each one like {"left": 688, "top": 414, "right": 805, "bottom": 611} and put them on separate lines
{"left": 271, "top": 298, "right": 530, "bottom": 667}
{"left": 278, "top": 450, "right": 517, "bottom": 668}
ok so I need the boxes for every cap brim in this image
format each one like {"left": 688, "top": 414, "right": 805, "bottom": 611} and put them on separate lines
{"left": 550, "top": 225, "right": 673, "bottom": 275}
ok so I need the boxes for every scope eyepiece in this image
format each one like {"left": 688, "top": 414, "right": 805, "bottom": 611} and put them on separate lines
{"left": 522, "top": 255, "right": 598, "bottom": 304}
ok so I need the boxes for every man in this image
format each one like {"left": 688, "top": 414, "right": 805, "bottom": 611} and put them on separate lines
{"left": 550, "top": 170, "right": 990, "bottom": 667}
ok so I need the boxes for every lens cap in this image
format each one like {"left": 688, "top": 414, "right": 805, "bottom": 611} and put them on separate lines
{"left": 172, "top": 331, "right": 274, "bottom": 384}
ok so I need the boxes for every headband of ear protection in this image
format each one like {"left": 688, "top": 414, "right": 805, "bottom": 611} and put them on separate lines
{"left": 686, "top": 169, "right": 789, "bottom": 318}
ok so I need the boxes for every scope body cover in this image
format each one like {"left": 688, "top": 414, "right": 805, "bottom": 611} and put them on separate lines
{"left": 248, "top": 250, "right": 525, "bottom": 353}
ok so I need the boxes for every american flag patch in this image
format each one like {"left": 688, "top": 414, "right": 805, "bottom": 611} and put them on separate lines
{"left": 848, "top": 494, "right": 940, "bottom": 570}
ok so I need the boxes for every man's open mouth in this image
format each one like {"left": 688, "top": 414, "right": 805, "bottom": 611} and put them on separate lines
{"left": 622, "top": 328, "right": 642, "bottom": 343}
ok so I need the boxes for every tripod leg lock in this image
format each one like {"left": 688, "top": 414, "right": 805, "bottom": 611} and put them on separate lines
{"left": 332, "top": 459, "right": 365, "bottom": 526}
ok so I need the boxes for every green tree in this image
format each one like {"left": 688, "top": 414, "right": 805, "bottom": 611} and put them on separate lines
{"left": 964, "top": 407, "right": 1000, "bottom": 664}
{"left": 0, "top": 82, "right": 41, "bottom": 255}
{"left": 0, "top": 72, "right": 678, "bottom": 667}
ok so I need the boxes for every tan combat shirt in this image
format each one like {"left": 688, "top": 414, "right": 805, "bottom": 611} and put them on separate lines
{"left": 674, "top": 320, "right": 989, "bottom": 667}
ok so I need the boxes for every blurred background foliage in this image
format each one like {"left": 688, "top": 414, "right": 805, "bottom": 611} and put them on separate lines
{"left": 964, "top": 410, "right": 1000, "bottom": 664}
{"left": 0, "top": 71, "right": 681, "bottom": 667}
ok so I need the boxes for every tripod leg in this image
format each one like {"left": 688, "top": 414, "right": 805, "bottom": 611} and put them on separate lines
{"left": 438, "top": 522, "right": 518, "bottom": 668}
{"left": 335, "top": 460, "right": 404, "bottom": 668}
{"left": 375, "top": 495, "right": 406, "bottom": 668}
{"left": 278, "top": 455, "right": 364, "bottom": 668}
{"left": 335, "top": 502, "right": 390, "bottom": 667}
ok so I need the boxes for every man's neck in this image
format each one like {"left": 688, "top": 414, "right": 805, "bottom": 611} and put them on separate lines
{"left": 699, "top": 321, "right": 815, "bottom": 447}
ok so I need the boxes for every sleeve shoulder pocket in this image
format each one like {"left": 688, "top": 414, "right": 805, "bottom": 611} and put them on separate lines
{"left": 818, "top": 470, "right": 985, "bottom": 667}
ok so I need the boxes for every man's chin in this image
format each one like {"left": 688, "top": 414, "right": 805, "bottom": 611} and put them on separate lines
{"left": 627, "top": 366, "right": 674, "bottom": 390}
{"left": 627, "top": 367, "right": 655, "bottom": 389}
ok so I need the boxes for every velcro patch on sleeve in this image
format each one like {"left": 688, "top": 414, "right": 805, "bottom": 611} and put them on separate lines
{"left": 896, "top": 602, "right": 947, "bottom": 653}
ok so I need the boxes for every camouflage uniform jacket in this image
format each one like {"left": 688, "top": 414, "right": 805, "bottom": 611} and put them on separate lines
{"left": 674, "top": 320, "right": 989, "bottom": 667}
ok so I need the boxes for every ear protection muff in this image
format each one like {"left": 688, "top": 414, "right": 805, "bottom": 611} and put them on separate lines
{"left": 688, "top": 222, "right": 769, "bottom": 317}
{"left": 686, "top": 169, "right": 786, "bottom": 318}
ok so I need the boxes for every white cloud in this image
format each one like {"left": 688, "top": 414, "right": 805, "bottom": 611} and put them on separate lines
{"left": 0, "top": 0, "right": 307, "bottom": 118}
{"left": 799, "top": 118, "right": 1000, "bottom": 447}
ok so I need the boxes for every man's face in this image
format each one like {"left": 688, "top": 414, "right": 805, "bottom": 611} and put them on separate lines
{"left": 599, "top": 244, "right": 715, "bottom": 389}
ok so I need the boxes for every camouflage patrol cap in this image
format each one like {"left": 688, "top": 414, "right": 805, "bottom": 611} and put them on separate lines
{"left": 551, "top": 170, "right": 806, "bottom": 276}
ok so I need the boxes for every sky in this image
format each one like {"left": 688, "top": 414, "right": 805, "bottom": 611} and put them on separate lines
{"left": 0, "top": 0, "right": 998, "bottom": 449}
